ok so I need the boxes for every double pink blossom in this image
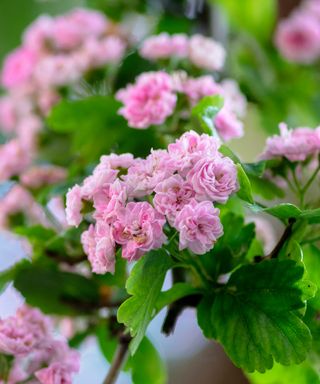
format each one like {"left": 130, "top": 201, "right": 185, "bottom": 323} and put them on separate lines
{"left": 1, "top": 47, "right": 38, "bottom": 89}
{"left": 261, "top": 123, "right": 320, "bottom": 162}
{"left": 0, "top": 306, "right": 80, "bottom": 383}
{"left": 140, "top": 33, "right": 189, "bottom": 60}
{"left": 112, "top": 202, "right": 167, "bottom": 261}
{"left": 140, "top": 33, "right": 226, "bottom": 71}
{"left": 174, "top": 200, "right": 223, "bottom": 254}
{"left": 116, "top": 72, "right": 177, "bottom": 128}
{"left": 186, "top": 156, "right": 238, "bottom": 203}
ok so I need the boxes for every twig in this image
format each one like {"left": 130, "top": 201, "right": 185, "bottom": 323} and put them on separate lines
{"left": 46, "top": 250, "right": 87, "bottom": 265}
{"left": 265, "top": 218, "right": 296, "bottom": 259}
{"left": 161, "top": 294, "right": 201, "bottom": 335}
{"left": 103, "top": 334, "right": 131, "bottom": 384}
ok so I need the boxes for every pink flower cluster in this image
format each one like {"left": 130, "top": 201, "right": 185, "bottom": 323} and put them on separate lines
{"left": 1, "top": 8, "right": 126, "bottom": 90}
{"left": 140, "top": 33, "right": 226, "bottom": 71}
{"left": 116, "top": 71, "right": 246, "bottom": 141}
{"left": 0, "top": 8, "right": 127, "bottom": 185}
{"left": 261, "top": 122, "right": 320, "bottom": 162}
{"left": 66, "top": 131, "right": 238, "bottom": 273}
{"left": 275, "top": 0, "right": 320, "bottom": 64}
{"left": 0, "top": 305, "right": 79, "bottom": 384}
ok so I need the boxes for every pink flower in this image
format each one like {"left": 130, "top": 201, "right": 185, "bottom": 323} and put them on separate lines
{"left": 261, "top": 123, "right": 320, "bottom": 161}
{"left": 0, "top": 97, "right": 17, "bottom": 133}
{"left": 34, "top": 55, "right": 82, "bottom": 87}
{"left": 182, "top": 75, "right": 222, "bottom": 105}
{"left": 140, "top": 33, "right": 188, "bottom": 60}
{"left": 215, "top": 108, "right": 244, "bottom": 141}
{"left": 220, "top": 79, "right": 247, "bottom": 118}
{"left": 21, "top": 165, "right": 66, "bottom": 189}
{"left": 174, "top": 201, "right": 223, "bottom": 254}
{"left": 0, "top": 185, "right": 48, "bottom": 228}
{"left": 65, "top": 185, "right": 83, "bottom": 227}
{"left": 123, "top": 149, "right": 176, "bottom": 197}
{"left": 81, "top": 222, "right": 115, "bottom": 274}
{"left": 154, "top": 175, "right": 195, "bottom": 225}
{"left": 0, "top": 306, "right": 50, "bottom": 356}
{"left": 35, "top": 362, "right": 75, "bottom": 384}
{"left": 189, "top": 35, "right": 226, "bottom": 71}
{"left": 99, "top": 153, "right": 134, "bottom": 170}
{"left": 93, "top": 179, "right": 127, "bottom": 222}
{"left": 65, "top": 8, "right": 108, "bottom": 38}
{"left": 275, "top": 12, "right": 320, "bottom": 63}
{"left": 112, "top": 202, "right": 167, "bottom": 261}
{"left": 168, "top": 130, "right": 220, "bottom": 175}
{"left": 1, "top": 47, "right": 38, "bottom": 89}
{"left": 23, "top": 15, "right": 54, "bottom": 51}
{"left": 116, "top": 71, "right": 177, "bottom": 129}
{"left": 80, "top": 36, "right": 126, "bottom": 69}
{"left": 52, "top": 15, "right": 86, "bottom": 50}
{"left": 186, "top": 156, "right": 238, "bottom": 203}
{"left": 0, "top": 139, "right": 31, "bottom": 181}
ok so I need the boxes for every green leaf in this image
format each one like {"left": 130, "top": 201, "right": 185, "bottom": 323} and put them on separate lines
{"left": 247, "top": 203, "right": 302, "bottom": 220}
{"left": 250, "top": 175, "right": 285, "bottom": 200}
{"left": 303, "top": 245, "right": 320, "bottom": 309}
{"left": 197, "top": 295, "right": 216, "bottom": 339}
{"left": 96, "top": 320, "right": 118, "bottom": 363}
{"left": 13, "top": 261, "right": 100, "bottom": 315}
{"left": 156, "top": 282, "right": 200, "bottom": 312}
{"left": 0, "top": 260, "right": 29, "bottom": 295}
{"left": 130, "top": 337, "right": 167, "bottom": 384}
{"left": 192, "top": 95, "right": 224, "bottom": 136}
{"left": 47, "top": 95, "right": 161, "bottom": 161}
{"left": 236, "top": 164, "right": 254, "bottom": 203}
{"left": 212, "top": 260, "right": 312, "bottom": 372}
{"left": 247, "top": 360, "right": 320, "bottom": 384}
{"left": 243, "top": 161, "right": 266, "bottom": 177}
{"left": 117, "top": 250, "right": 173, "bottom": 354}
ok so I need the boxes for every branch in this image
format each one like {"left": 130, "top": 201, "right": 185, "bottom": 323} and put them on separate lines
{"left": 266, "top": 218, "right": 296, "bottom": 259}
{"left": 161, "top": 294, "right": 201, "bottom": 335}
{"left": 46, "top": 250, "right": 87, "bottom": 265}
{"left": 103, "top": 333, "right": 131, "bottom": 384}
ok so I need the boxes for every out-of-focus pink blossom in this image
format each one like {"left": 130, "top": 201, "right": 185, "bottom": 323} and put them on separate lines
{"left": 0, "top": 185, "right": 48, "bottom": 228}
{"left": 275, "top": 12, "right": 320, "bottom": 63}
{"left": 0, "top": 97, "right": 17, "bottom": 133}
{"left": 174, "top": 200, "right": 223, "bottom": 254}
{"left": 116, "top": 71, "right": 177, "bottom": 129}
{"left": 186, "top": 156, "right": 238, "bottom": 203}
{"left": 0, "top": 140, "right": 32, "bottom": 181}
{"left": 1, "top": 47, "right": 38, "bottom": 89}
{"left": 182, "top": 75, "right": 222, "bottom": 104}
{"left": 21, "top": 165, "right": 66, "bottom": 189}
{"left": 140, "top": 33, "right": 189, "bottom": 60}
{"left": 261, "top": 123, "right": 320, "bottom": 161}
{"left": 34, "top": 55, "right": 82, "bottom": 87}
{"left": 112, "top": 202, "right": 167, "bottom": 261}
{"left": 215, "top": 108, "right": 244, "bottom": 141}
{"left": 189, "top": 35, "right": 226, "bottom": 71}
